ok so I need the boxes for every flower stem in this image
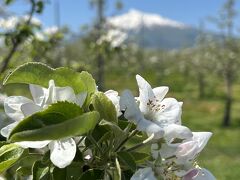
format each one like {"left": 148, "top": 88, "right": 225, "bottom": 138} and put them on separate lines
{"left": 115, "top": 129, "right": 138, "bottom": 152}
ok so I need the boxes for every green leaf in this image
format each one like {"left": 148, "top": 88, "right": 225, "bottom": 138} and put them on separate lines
{"left": 79, "top": 169, "right": 104, "bottom": 180}
{"left": 130, "top": 152, "right": 149, "bottom": 163}
{"left": 117, "top": 151, "right": 136, "bottom": 172}
{"left": 16, "top": 166, "right": 32, "bottom": 178}
{"left": 16, "top": 154, "right": 42, "bottom": 177}
{"left": 3, "top": 62, "right": 96, "bottom": 95}
{"left": 32, "top": 160, "right": 49, "bottom": 180}
{"left": 66, "top": 162, "right": 83, "bottom": 180}
{"left": 0, "top": 141, "right": 9, "bottom": 148}
{"left": 52, "top": 167, "right": 67, "bottom": 180}
{"left": 80, "top": 71, "right": 97, "bottom": 106}
{"left": 115, "top": 157, "right": 121, "bottom": 180}
{"left": 92, "top": 92, "right": 117, "bottom": 123}
{"left": 99, "top": 120, "right": 127, "bottom": 148}
{"left": 84, "top": 125, "right": 109, "bottom": 147}
{"left": 0, "top": 144, "right": 24, "bottom": 173}
{"left": 5, "top": 0, "right": 14, "bottom": 5}
{"left": 122, "top": 170, "right": 133, "bottom": 180}
{"left": 99, "top": 120, "right": 125, "bottom": 138}
{"left": 36, "top": 1, "right": 44, "bottom": 13}
{"left": 9, "top": 102, "right": 99, "bottom": 141}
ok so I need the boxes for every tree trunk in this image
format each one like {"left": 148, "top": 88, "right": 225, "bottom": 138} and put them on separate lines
{"left": 222, "top": 73, "right": 232, "bottom": 127}
{"left": 0, "top": 43, "right": 18, "bottom": 74}
{"left": 95, "top": 0, "right": 105, "bottom": 91}
{"left": 197, "top": 72, "right": 205, "bottom": 99}
{"left": 97, "top": 53, "right": 104, "bottom": 91}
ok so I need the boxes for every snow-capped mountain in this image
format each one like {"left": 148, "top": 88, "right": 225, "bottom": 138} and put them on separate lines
{"left": 107, "top": 9, "right": 199, "bottom": 49}
{"left": 108, "top": 9, "right": 187, "bottom": 30}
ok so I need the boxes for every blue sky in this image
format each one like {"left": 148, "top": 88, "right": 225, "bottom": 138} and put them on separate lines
{"left": 6, "top": 0, "right": 240, "bottom": 33}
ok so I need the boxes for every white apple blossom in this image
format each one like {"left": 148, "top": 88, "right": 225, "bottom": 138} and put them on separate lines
{"left": 183, "top": 168, "right": 216, "bottom": 180}
{"left": 131, "top": 167, "right": 157, "bottom": 180}
{"left": 44, "top": 26, "right": 58, "bottom": 36}
{"left": 97, "top": 29, "right": 127, "bottom": 48}
{"left": 0, "top": 93, "right": 7, "bottom": 106}
{"left": 0, "top": 16, "right": 19, "bottom": 30}
{"left": 120, "top": 90, "right": 164, "bottom": 139}
{"left": 136, "top": 74, "right": 182, "bottom": 127}
{"left": 1, "top": 80, "right": 87, "bottom": 168}
{"left": 175, "top": 132, "right": 212, "bottom": 165}
{"left": 23, "top": 15, "right": 41, "bottom": 26}
{"left": 120, "top": 75, "right": 188, "bottom": 139}
{"left": 34, "top": 31, "right": 45, "bottom": 41}
{"left": 0, "top": 16, "right": 41, "bottom": 31}
{"left": 104, "top": 90, "right": 122, "bottom": 117}
{"left": 119, "top": 74, "right": 214, "bottom": 179}
{"left": 33, "top": 26, "right": 59, "bottom": 41}
{"left": 151, "top": 131, "right": 213, "bottom": 178}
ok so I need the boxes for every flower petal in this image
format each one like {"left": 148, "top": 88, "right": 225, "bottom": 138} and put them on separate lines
{"left": 120, "top": 90, "right": 144, "bottom": 123}
{"left": 159, "top": 143, "right": 178, "bottom": 159}
{"left": 16, "top": 140, "right": 50, "bottom": 149}
{"left": 175, "top": 132, "right": 212, "bottom": 165}
{"left": 49, "top": 138, "right": 76, "bottom": 168}
{"left": 54, "top": 86, "right": 76, "bottom": 102}
{"left": 0, "top": 122, "right": 18, "bottom": 138}
{"left": 136, "top": 75, "right": 155, "bottom": 115}
{"left": 183, "top": 168, "right": 216, "bottom": 180}
{"left": 164, "top": 124, "right": 193, "bottom": 144}
{"left": 45, "top": 80, "right": 76, "bottom": 105}
{"left": 4, "top": 96, "right": 33, "bottom": 121}
{"left": 152, "top": 143, "right": 178, "bottom": 160}
{"left": 21, "top": 103, "right": 42, "bottom": 117}
{"left": 192, "top": 132, "right": 212, "bottom": 154}
{"left": 175, "top": 140, "right": 199, "bottom": 164}
{"left": 131, "top": 167, "right": 157, "bottom": 180}
{"left": 154, "top": 98, "right": 182, "bottom": 126}
{"left": 76, "top": 92, "right": 87, "bottom": 107}
{"left": 105, "top": 90, "right": 118, "bottom": 97}
{"left": 105, "top": 90, "right": 121, "bottom": 117}
{"left": 183, "top": 168, "right": 199, "bottom": 180}
{"left": 152, "top": 86, "right": 169, "bottom": 102}
{"left": 137, "top": 119, "right": 164, "bottom": 139}
{"left": 29, "top": 84, "right": 46, "bottom": 106}
{"left": 174, "top": 165, "right": 195, "bottom": 177}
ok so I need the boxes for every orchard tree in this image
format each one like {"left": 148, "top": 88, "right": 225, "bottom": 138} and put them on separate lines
{"left": 209, "top": 0, "right": 239, "bottom": 126}
{"left": 90, "top": 0, "right": 123, "bottom": 90}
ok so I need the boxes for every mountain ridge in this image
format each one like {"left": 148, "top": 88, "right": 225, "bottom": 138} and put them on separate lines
{"left": 107, "top": 9, "right": 199, "bottom": 49}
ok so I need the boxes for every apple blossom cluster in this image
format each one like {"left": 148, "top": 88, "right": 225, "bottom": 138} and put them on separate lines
{"left": 96, "top": 29, "right": 128, "bottom": 48}
{"left": 0, "top": 15, "right": 60, "bottom": 46}
{"left": 120, "top": 75, "right": 216, "bottom": 180}
{"left": 0, "top": 16, "right": 41, "bottom": 30}
{"left": 0, "top": 63, "right": 215, "bottom": 179}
